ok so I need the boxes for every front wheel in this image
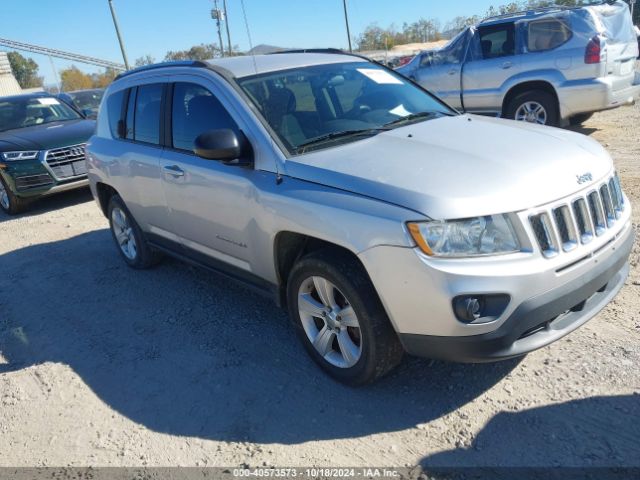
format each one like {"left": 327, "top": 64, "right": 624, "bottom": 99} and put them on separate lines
{"left": 506, "top": 90, "right": 559, "bottom": 127}
{"left": 0, "top": 175, "right": 28, "bottom": 215}
{"left": 287, "top": 250, "right": 404, "bottom": 386}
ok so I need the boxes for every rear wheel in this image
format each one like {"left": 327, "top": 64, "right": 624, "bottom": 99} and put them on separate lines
{"left": 569, "top": 112, "right": 594, "bottom": 126}
{"left": 287, "top": 249, "right": 404, "bottom": 385}
{"left": 0, "top": 175, "right": 29, "bottom": 215}
{"left": 107, "top": 194, "right": 162, "bottom": 269}
{"left": 506, "top": 90, "right": 559, "bottom": 127}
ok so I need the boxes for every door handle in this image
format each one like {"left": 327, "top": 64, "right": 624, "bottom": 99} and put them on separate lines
{"left": 502, "top": 61, "right": 513, "bottom": 69}
{"left": 162, "top": 165, "right": 185, "bottom": 177}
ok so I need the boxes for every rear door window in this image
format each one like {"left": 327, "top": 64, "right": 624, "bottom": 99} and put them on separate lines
{"left": 527, "top": 19, "right": 572, "bottom": 52}
{"left": 478, "top": 23, "right": 516, "bottom": 59}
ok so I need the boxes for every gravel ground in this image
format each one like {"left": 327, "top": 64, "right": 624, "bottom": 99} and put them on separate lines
{"left": 1, "top": 104, "right": 639, "bottom": 468}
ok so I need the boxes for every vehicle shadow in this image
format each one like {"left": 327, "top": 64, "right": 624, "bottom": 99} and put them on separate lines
{"left": 0, "top": 188, "right": 93, "bottom": 223}
{"left": 567, "top": 125, "right": 599, "bottom": 136}
{"left": 420, "top": 394, "right": 640, "bottom": 468}
{"left": 0, "top": 230, "right": 518, "bottom": 444}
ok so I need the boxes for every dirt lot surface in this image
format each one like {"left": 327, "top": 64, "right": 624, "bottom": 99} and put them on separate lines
{"left": 1, "top": 104, "right": 639, "bottom": 468}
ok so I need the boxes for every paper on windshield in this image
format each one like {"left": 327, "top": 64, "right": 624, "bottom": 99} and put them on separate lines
{"left": 37, "top": 98, "right": 60, "bottom": 106}
{"left": 357, "top": 68, "right": 403, "bottom": 85}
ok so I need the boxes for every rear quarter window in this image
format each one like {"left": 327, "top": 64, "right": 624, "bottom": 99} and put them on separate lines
{"left": 106, "top": 89, "right": 126, "bottom": 139}
{"left": 527, "top": 19, "right": 572, "bottom": 52}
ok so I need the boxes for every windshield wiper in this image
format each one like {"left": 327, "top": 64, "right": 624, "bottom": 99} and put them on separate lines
{"left": 383, "top": 111, "right": 447, "bottom": 129}
{"left": 294, "top": 128, "right": 389, "bottom": 154}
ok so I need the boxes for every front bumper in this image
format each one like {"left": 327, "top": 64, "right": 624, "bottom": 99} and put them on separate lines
{"left": 399, "top": 232, "right": 631, "bottom": 362}
{"left": 359, "top": 203, "right": 633, "bottom": 362}
{"left": 0, "top": 156, "right": 88, "bottom": 199}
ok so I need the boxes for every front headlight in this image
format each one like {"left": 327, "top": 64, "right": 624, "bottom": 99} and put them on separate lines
{"left": 1, "top": 151, "right": 39, "bottom": 161}
{"left": 408, "top": 214, "right": 520, "bottom": 257}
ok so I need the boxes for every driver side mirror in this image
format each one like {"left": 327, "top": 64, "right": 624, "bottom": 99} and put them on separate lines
{"left": 193, "top": 129, "right": 252, "bottom": 166}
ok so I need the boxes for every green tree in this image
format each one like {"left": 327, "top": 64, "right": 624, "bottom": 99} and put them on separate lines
{"left": 134, "top": 55, "right": 156, "bottom": 67}
{"left": 164, "top": 44, "right": 221, "bottom": 61}
{"left": 6, "top": 51, "right": 43, "bottom": 89}
{"left": 91, "top": 68, "right": 118, "bottom": 88}
{"left": 60, "top": 66, "right": 93, "bottom": 91}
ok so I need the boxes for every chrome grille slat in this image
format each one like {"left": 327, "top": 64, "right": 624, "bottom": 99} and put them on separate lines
{"left": 45, "top": 144, "right": 87, "bottom": 180}
{"left": 587, "top": 191, "right": 606, "bottom": 236}
{"left": 529, "top": 174, "right": 625, "bottom": 259}
{"left": 599, "top": 184, "right": 615, "bottom": 227}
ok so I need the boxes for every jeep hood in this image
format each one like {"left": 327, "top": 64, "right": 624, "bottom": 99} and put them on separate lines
{"left": 284, "top": 115, "right": 613, "bottom": 219}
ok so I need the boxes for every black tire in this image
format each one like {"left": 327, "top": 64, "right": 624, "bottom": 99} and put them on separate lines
{"left": 107, "top": 194, "right": 162, "bottom": 269}
{"left": 569, "top": 112, "right": 594, "bottom": 126}
{"left": 0, "top": 175, "right": 29, "bottom": 215}
{"left": 505, "top": 90, "right": 559, "bottom": 127}
{"left": 287, "top": 249, "right": 404, "bottom": 386}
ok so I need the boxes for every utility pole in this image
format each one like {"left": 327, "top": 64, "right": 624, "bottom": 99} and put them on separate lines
{"left": 223, "top": 0, "right": 232, "bottom": 56}
{"left": 107, "top": 0, "right": 130, "bottom": 70}
{"left": 342, "top": 0, "right": 353, "bottom": 52}
{"left": 212, "top": 0, "right": 225, "bottom": 57}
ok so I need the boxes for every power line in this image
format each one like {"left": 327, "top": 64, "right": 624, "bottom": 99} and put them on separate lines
{"left": 0, "top": 37, "right": 126, "bottom": 70}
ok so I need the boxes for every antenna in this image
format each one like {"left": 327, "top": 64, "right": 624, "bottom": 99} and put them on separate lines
{"left": 240, "top": 0, "right": 258, "bottom": 74}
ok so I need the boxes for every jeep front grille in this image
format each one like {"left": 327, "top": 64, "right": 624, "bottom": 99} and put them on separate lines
{"left": 45, "top": 144, "right": 87, "bottom": 180}
{"left": 529, "top": 174, "right": 625, "bottom": 259}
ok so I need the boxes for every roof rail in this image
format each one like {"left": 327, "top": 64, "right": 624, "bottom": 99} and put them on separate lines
{"left": 480, "top": 0, "right": 614, "bottom": 24}
{"left": 269, "top": 48, "right": 349, "bottom": 55}
{"left": 114, "top": 60, "right": 209, "bottom": 81}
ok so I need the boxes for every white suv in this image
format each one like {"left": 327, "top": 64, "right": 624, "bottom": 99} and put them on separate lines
{"left": 87, "top": 53, "right": 633, "bottom": 385}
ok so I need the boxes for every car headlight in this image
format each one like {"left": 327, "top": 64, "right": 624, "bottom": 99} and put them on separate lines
{"left": 408, "top": 214, "right": 520, "bottom": 257}
{"left": 1, "top": 151, "right": 39, "bottom": 161}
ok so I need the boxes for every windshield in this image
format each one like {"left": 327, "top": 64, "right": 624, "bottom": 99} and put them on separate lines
{"left": 0, "top": 96, "right": 81, "bottom": 132}
{"left": 237, "top": 61, "right": 454, "bottom": 154}
{"left": 67, "top": 90, "right": 104, "bottom": 112}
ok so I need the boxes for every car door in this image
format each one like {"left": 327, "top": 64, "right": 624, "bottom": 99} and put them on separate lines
{"left": 414, "top": 33, "right": 467, "bottom": 109}
{"left": 159, "top": 77, "right": 259, "bottom": 272}
{"left": 109, "top": 80, "right": 172, "bottom": 234}
{"left": 461, "top": 22, "right": 523, "bottom": 115}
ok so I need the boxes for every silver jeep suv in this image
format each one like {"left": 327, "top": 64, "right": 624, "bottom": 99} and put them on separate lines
{"left": 87, "top": 52, "right": 633, "bottom": 385}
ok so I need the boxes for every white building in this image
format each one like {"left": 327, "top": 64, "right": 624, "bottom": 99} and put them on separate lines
{"left": 0, "top": 52, "right": 22, "bottom": 97}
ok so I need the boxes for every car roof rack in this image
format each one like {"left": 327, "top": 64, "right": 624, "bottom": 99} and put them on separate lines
{"left": 114, "top": 60, "right": 209, "bottom": 81}
{"left": 480, "top": 0, "right": 615, "bottom": 24}
{"left": 269, "top": 48, "right": 348, "bottom": 55}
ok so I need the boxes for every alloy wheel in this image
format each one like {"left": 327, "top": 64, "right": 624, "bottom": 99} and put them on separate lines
{"left": 515, "top": 101, "right": 548, "bottom": 125}
{"left": 297, "top": 276, "right": 363, "bottom": 368}
{"left": 0, "top": 181, "right": 10, "bottom": 211}
{"left": 111, "top": 207, "right": 138, "bottom": 260}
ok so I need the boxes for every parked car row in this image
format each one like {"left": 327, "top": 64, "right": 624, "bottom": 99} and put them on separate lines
{"left": 396, "top": 0, "right": 639, "bottom": 127}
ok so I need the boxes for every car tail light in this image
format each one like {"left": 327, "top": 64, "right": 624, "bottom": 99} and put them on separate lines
{"left": 585, "top": 36, "right": 601, "bottom": 64}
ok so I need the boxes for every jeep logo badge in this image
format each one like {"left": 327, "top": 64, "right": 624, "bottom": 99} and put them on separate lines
{"left": 576, "top": 173, "right": 593, "bottom": 185}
